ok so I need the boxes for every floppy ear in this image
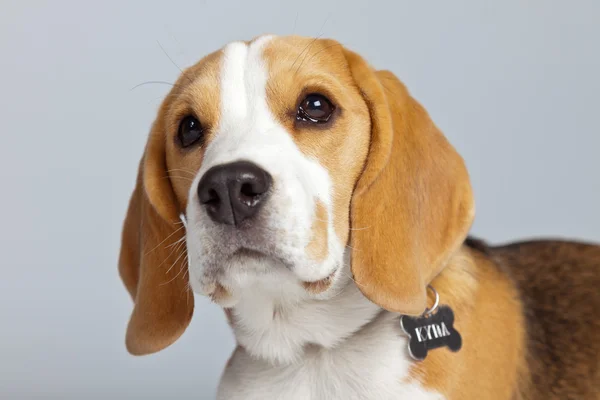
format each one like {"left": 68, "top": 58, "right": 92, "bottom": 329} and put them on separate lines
{"left": 119, "top": 115, "right": 194, "bottom": 355}
{"left": 345, "top": 49, "right": 475, "bottom": 316}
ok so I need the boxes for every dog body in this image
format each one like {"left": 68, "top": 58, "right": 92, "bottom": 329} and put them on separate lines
{"left": 118, "top": 35, "right": 600, "bottom": 399}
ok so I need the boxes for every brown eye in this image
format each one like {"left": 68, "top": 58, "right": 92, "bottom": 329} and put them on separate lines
{"left": 297, "top": 94, "right": 335, "bottom": 123}
{"left": 178, "top": 116, "right": 204, "bottom": 148}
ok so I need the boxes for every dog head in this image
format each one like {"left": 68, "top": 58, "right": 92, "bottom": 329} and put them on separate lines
{"left": 119, "top": 35, "right": 474, "bottom": 355}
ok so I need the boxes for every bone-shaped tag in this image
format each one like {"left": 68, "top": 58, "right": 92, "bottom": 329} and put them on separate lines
{"left": 400, "top": 305, "right": 462, "bottom": 361}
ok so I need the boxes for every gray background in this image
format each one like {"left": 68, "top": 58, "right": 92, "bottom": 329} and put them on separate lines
{"left": 1, "top": 0, "right": 598, "bottom": 398}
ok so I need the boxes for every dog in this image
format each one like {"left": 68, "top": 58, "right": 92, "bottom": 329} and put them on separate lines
{"left": 118, "top": 35, "right": 600, "bottom": 399}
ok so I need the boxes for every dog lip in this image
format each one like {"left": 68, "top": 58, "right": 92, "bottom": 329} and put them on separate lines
{"left": 302, "top": 268, "right": 338, "bottom": 294}
{"left": 228, "top": 247, "right": 293, "bottom": 270}
{"left": 231, "top": 247, "right": 267, "bottom": 259}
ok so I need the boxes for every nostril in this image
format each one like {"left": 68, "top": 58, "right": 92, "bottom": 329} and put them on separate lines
{"left": 239, "top": 183, "right": 262, "bottom": 207}
{"left": 240, "top": 183, "right": 257, "bottom": 197}
{"left": 203, "top": 188, "right": 220, "bottom": 205}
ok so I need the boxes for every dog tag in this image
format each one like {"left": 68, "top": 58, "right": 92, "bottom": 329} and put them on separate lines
{"left": 400, "top": 305, "right": 462, "bottom": 361}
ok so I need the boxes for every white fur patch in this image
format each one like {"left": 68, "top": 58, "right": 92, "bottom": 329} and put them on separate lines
{"left": 217, "top": 266, "right": 444, "bottom": 400}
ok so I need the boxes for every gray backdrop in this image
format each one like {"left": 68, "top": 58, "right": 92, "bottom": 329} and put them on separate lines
{"left": 1, "top": 0, "right": 598, "bottom": 398}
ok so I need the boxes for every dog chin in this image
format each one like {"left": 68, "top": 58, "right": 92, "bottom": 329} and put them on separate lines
{"left": 188, "top": 248, "right": 287, "bottom": 300}
{"left": 189, "top": 246, "right": 344, "bottom": 307}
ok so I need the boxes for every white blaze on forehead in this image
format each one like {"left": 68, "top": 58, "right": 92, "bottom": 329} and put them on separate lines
{"left": 218, "top": 36, "right": 276, "bottom": 130}
{"left": 200, "top": 36, "right": 279, "bottom": 174}
{"left": 199, "top": 35, "right": 332, "bottom": 205}
{"left": 219, "top": 41, "right": 249, "bottom": 125}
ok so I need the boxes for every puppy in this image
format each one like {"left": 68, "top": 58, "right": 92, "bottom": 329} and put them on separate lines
{"left": 118, "top": 35, "right": 600, "bottom": 399}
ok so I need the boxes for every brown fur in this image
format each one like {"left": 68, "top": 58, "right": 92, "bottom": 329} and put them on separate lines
{"left": 406, "top": 239, "right": 600, "bottom": 399}
{"left": 210, "top": 282, "right": 232, "bottom": 304}
{"left": 408, "top": 246, "right": 526, "bottom": 399}
{"left": 117, "top": 52, "right": 224, "bottom": 355}
{"left": 344, "top": 51, "right": 475, "bottom": 316}
{"left": 473, "top": 238, "right": 600, "bottom": 399}
{"left": 118, "top": 154, "right": 193, "bottom": 355}
{"left": 165, "top": 49, "right": 223, "bottom": 210}
{"left": 305, "top": 200, "right": 329, "bottom": 262}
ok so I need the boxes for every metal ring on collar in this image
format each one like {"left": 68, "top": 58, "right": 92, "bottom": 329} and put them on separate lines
{"left": 423, "top": 285, "right": 440, "bottom": 317}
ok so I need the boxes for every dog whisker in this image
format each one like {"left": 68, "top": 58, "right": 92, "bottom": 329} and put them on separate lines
{"left": 166, "top": 235, "right": 186, "bottom": 249}
{"left": 165, "top": 247, "right": 188, "bottom": 275}
{"left": 291, "top": 34, "right": 322, "bottom": 71}
{"left": 143, "top": 225, "right": 184, "bottom": 256}
{"left": 168, "top": 239, "right": 187, "bottom": 259}
{"left": 338, "top": 263, "right": 370, "bottom": 291}
{"left": 161, "top": 252, "right": 189, "bottom": 286}
{"left": 156, "top": 40, "right": 195, "bottom": 86}
{"left": 293, "top": 34, "right": 323, "bottom": 74}
{"left": 130, "top": 80, "right": 175, "bottom": 91}
{"left": 297, "top": 42, "right": 345, "bottom": 75}
{"left": 180, "top": 270, "right": 192, "bottom": 302}
{"left": 165, "top": 175, "right": 195, "bottom": 182}
{"left": 154, "top": 238, "right": 186, "bottom": 270}
{"left": 166, "top": 168, "right": 197, "bottom": 176}
{"left": 293, "top": 14, "right": 332, "bottom": 74}
{"left": 164, "top": 24, "right": 190, "bottom": 62}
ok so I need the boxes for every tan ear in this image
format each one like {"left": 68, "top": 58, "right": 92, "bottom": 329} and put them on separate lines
{"left": 346, "top": 49, "right": 475, "bottom": 316}
{"left": 118, "top": 117, "right": 194, "bottom": 355}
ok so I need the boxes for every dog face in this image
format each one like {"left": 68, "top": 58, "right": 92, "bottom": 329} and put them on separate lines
{"left": 175, "top": 36, "right": 371, "bottom": 306}
{"left": 119, "top": 35, "right": 475, "bottom": 355}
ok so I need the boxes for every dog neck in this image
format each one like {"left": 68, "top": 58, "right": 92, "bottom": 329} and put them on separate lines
{"left": 225, "top": 262, "right": 383, "bottom": 365}
{"left": 223, "top": 246, "right": 480, "bottom": 367}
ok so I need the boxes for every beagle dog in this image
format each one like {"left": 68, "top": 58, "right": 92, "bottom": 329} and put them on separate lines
{"left": 118, "top": 35, "right": 600, "bottom": 399}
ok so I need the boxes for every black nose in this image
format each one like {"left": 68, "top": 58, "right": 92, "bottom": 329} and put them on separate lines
{"left": 197, "top": 161, "right": 272, "bottom": 226}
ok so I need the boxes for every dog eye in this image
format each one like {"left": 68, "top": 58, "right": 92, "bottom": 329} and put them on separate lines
{"left": 297, "top": 94, "right": 335, "bottom": 123}
{"left": 177, "top": 116, "right": 204, "bottom": 148}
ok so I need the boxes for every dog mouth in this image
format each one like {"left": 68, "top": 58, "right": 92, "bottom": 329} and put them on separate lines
{"left": 190, "top": 238, "right": 341, "bottom": 304}
{"left": 231, "top": 246, "right": 341, "bottom": 294}
{"left": 302, "top": 268, "right": 338, "bottom": 294}
{"left": 227, "top": 246, "right": 295, "bottom": 271}
{"left": 231, "top": 247, "right": 269, "bottom": 260}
